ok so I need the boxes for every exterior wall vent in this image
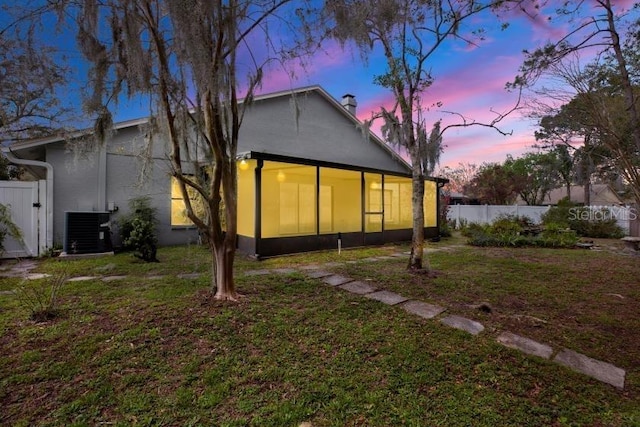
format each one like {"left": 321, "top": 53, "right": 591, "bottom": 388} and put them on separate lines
{"left": 63, "top": 211, "right": 113, "bottom": 255}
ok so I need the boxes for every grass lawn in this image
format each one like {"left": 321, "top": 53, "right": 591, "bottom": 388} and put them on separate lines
{"left": 1, "top": 235, "right": 638, "bottom": 426}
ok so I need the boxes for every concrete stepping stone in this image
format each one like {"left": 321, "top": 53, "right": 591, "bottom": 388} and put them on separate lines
{"left": 299, "top": 265, "right": 320, "bottom": 271}
{"left": 360, "top": 257, "right": 380, "bottom": 262}
{"left": 272, "top": 268, "right": 297, "bottom": 274}
{"left": 146, "top": 275, "right": 166, "bottom": 280}
{"left": 497, "top": 332, "right": 553, "bottom": 359}
{"left": 24, "top": 273, "right": 51, "bottom": 280}
{"left": 102, "top": 275, "right": 128, "bottom": 282}
{"left": 553, "top": 349, "right": 626, "bottom": 389}
{"left": 306, "top": 270, "right": 333, "bottom": 279}
{"left": 67, "top": 276, "right": 98, "bottom": 282}
{"left": 322, "top": 275, "right": 354, "bottom": 287}
{"left": 177, "top": 273, "right": 201, "bottom": 279}
{"left": 243, "top": 269, "right": 271, "bottom": 276}
{"left": 375, "top": 256, "right": 395, "bottom": 260}
{"left": 322, "top": 262, "right": 342, "bottom": 268}
{"left": 339, "top": 280, "right": 377, "bottom": 295}
{"left": 391, "top": 253, "right": 406, "bottom": 258}
{"left": 365, "top": 290, "right": 409, "bottom": 306}
{"left": 440, "top": 315, "right": 484, "bottom": 335}
{"left": 401, "top": 300, "right": 446, "bottom": 319}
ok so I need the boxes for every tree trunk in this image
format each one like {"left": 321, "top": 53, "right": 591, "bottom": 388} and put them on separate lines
{"left": 212, "top": 237, "right": 237, "bottom": 300}
{"left": 584, "top": 180, "right": 591, "bottom": 206}
{"left": 409, "top": 171, "right": 426, "bottom": 270}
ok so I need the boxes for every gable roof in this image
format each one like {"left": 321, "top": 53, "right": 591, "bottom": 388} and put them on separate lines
{"left": 2, "top": 85, "right": 411, "bottom": 174}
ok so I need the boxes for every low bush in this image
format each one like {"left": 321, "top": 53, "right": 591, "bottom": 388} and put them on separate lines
{"left": 119, "top": 197, "right": 159, "bottom": 262}
{"left": 541, "top": 200, "right": 625, "bottom": 239}
{"left": 13, "top": 272, "right": 68, "bottom": 321}
{"left": 466, "top": 215, "right": 578, "bottom": 248}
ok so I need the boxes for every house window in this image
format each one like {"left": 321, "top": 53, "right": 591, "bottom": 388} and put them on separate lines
{"left": 171, "top": 176, "right": 207, "bottom": 227}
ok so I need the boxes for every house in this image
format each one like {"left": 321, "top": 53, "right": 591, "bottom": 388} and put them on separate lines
{"left": 447, "top": 191, "right": 480, "bottom": 205}
{"left": 542, "top": 184, "right": 627, "bottom": 206}
{"left": 1, "top": 85, "right": 445, "bottom": 258}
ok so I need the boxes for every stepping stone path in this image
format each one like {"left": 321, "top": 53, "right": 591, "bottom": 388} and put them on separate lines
{"left": 401, "top": 300, "right": 446, "bottom": 319}
{"left": 440, "top": 315, "right": 485, "bottom": 336}
{"left": 339, "top": 280, "right": 377, "bottom": 295}
{"left": 0, "top": 250, "right": 627, "bottom": 389}
{"left": 321, "top": 275, "right": 353, "bottom": 287}
{"left": 67, "top": 276, "right": 98, "bottom": 282}
{"left": 305, "top": 270, "right": 333, "bottom": 279}
{"left": 554, "top": 349, "right": 626, "bottom": 389}
{"left": 305, "top": 252, "right": 626, "bottom": 389}
{"left": 497, "top": 332, "right": 553, "bottom": 359}
{"left": 102, "top": 275, "right": 128, "bottom": 282}
{"left": 365, "top": 290, "right": 409, "bottom": 306}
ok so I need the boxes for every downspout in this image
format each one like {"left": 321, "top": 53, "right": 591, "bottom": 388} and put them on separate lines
{"left": 97, "top": 143, "right": 107, "bottom": 211}
{"left": 2, "top": 148, "right": 54, "bottom": 251}
{"left": 436, "top": 179, "right": 447, "bottom": 238}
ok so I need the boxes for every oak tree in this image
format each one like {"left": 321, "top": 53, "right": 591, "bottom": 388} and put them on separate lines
{"left": 71, "top": 0, "right": 316, "bottom": 300}
{"left": 325, "top": 0, "right": 521, "bottom": 270}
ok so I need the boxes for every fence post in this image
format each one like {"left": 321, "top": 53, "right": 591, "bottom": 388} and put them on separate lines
{"left": 631, "top": 204, "right": 640, "bottom": 237}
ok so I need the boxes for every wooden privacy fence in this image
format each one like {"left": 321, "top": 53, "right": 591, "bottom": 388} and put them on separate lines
{"left": 446, "top": 204, "right": 635, "bottom": 236}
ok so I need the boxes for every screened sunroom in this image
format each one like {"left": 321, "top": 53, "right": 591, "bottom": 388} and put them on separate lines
{"left": 236, "top": 152, "right": 445, "bottom": 258}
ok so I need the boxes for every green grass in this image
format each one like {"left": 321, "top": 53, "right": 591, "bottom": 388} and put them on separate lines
{"left": 0, "top": 237, "right": 638, "bottom": 426}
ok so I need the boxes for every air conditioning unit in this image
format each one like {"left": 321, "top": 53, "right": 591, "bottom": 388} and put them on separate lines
{"left": 63, "top": 211, "right": 113, "bottom": 255}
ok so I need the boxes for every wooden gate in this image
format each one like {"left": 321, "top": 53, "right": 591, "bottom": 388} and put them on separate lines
{"left": 0, "top": 180, "right": 46, "bottom": 258}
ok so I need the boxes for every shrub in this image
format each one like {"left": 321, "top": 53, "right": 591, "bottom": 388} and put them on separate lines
{"left": 119, "top": 197, "right": 159, "bottom": 262}
{"left": 466, "top": 215, "right": 577, "bottom": 249}
{"left": 439, "top": 221, "right": 452, "bottom": 238}
{"left": 13, "top": 272, "right": 68, "bottom": 321}
{"left": 542, "top": 201, "right": 625, "bottom": 238}
{"left": 460, "top": 222, "right": 487, "bottom": 238}
{"left": 540, "top": 197, "right": 574, "bottom": 228}
{"left": 536, "top": 223, "right": 579, "bottom": 248}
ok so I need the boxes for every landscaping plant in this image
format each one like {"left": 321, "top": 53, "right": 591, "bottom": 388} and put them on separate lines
{"left": 465, "top": 214, "right": 578, "bottom": 248}
{"left": 119, "top": 197, "right": 159, "bottom": 262}
{"left": 12, "top": 271, "right": 68, "bottom": 321}
{"left": 541, "top": 199, "right": 625, "bottom": 238}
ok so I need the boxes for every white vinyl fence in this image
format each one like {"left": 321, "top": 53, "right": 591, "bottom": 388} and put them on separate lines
{"left": 447, "top": 204, "right": 634, "bottom": 236}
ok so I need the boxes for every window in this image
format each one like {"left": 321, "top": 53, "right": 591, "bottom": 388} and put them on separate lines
{"left": 261, "top": 162, "right": 316, "bottom": 238}
{"left": 384, "top": 176, "right": 413, "bottom": 230}
{"left": 319, "top": 167, "right": 360, "bottom": 234}
{"left": 171, "top": 176, "right": 207, "bottom": 227}
{"left": 279, "top": 182, "right": 315, "bottom": 234}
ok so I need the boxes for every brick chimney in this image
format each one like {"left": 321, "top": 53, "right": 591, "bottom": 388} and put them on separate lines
{"left": 341, "top": 93, "right": 357, "bottom": 116}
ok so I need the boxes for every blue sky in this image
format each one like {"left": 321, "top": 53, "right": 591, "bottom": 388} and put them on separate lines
{"left": 7, "top": 1, "right": 639, "bottom": 169}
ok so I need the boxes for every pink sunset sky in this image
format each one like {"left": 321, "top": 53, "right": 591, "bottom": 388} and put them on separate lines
{"left": 244, "top": 0, "right": 639, "bottom": 169}
{"left": 35, "top": 1, "right": 637, "bottom": 171}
